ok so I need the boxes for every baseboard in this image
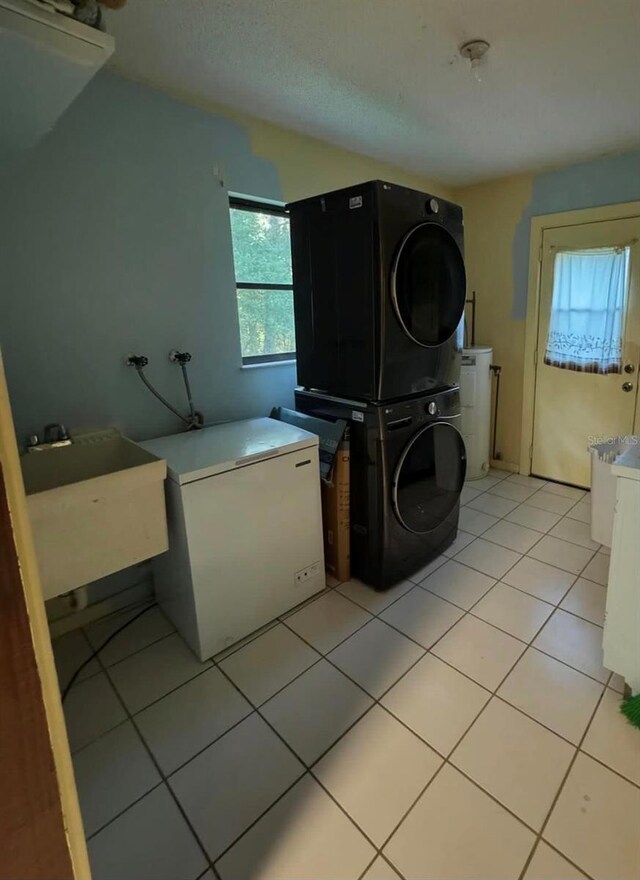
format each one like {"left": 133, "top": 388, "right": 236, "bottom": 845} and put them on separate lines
{"left": 490, "top": 459, "right": 519, "bottom": 473}
{"left": 47, "top": 573, "right": 154, "bottom": 638}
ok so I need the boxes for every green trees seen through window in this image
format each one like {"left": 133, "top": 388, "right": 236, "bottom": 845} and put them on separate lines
{"left": 229, "top": 204, "right": 296, "bottom": 362}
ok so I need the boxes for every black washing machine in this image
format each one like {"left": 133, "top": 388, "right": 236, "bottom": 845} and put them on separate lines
{"left": 296, "top": 386, "right": 466, "bottom": 589}
{"left": 288, "top": 180, "right": 466, "bottom": 403}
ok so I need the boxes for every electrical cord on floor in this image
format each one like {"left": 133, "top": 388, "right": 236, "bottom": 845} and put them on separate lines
{"left": 61, "top": 604, "right": 157, "bottom": 703}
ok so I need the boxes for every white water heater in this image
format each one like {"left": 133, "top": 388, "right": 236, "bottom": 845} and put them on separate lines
{"left": 460, "top": 346, "right": 493, "bottom": 481}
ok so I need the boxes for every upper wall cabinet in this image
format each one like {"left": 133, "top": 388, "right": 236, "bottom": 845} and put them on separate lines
{"left": 0, "top": 0, "right": 114, "bottom": 168}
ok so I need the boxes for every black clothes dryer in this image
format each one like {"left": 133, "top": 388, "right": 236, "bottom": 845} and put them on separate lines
{"left": 288, "top": 180, "right": 466, "bottom": 403}
{"left": 296, "top": 386, "right": 466, "bottom": 589}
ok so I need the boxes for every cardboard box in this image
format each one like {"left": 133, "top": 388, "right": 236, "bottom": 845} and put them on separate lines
{"left": 321, "top": 441, "right": 350, "bottom": 583}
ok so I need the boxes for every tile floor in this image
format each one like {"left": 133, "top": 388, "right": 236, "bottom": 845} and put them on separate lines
{"left": 54, "top": 469, "right": 640, "bottom": 880}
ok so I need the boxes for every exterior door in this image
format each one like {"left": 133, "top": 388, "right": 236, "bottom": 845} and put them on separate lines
{"left": 391, "top": 223, "right": 466, "bottom": 347}
{"left": 393, "top": 421, "right": 466, "bottom": 532}
{"left": 532, "top": 217, "right": 640, "bottom": 487}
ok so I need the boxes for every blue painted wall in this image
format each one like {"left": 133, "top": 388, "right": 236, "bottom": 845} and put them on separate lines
{"left": 0, "top": 71, "right": 296, "bottom": 445}
{"left": 512, "top": 150, "right": 640, "bottom": 317}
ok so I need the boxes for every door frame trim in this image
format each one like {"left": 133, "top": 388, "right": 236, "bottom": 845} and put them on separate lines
{"left": 520, "top": 200, "right": 640, "bottom": 475}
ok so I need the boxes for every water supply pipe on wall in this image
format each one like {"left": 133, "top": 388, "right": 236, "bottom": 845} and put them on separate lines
{"left": 489, "top": 363, "right": 502, "bottom": 461}
{"left": 125, "top": 353, "right": 203, "bottom": 429}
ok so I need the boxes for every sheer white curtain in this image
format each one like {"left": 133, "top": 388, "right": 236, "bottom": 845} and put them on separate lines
{"left": 544, "top": 245, "right": 631, "bottom": 374}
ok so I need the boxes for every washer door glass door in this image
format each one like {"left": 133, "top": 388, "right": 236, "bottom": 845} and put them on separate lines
{"left": 393, "top": 422, "right": 466, "bottom": 533}
{"left": 392, "top": 223, "right": 466, "bottom": 347}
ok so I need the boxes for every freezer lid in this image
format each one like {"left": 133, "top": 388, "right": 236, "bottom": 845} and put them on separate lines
{"left": 139, "top": 417, "right": 318, "bottom": 484}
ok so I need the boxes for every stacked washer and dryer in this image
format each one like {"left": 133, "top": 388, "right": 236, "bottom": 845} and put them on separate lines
{"left": 289, "top": 180, "right": 468, "bottom": 589}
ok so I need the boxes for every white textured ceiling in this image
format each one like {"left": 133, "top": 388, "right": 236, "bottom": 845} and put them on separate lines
{"left": 106, "top": 0, "right": 640, "bottom": 185}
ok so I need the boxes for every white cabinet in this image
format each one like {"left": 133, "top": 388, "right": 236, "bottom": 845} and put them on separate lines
{"left": 603, "top": 442, "right": 640, "bottom": 695}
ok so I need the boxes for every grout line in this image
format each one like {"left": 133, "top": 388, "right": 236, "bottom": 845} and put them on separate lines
{"left": 90, "top": 644, "right": 216, "bottom": 875}
{"left": 516, "top": 684, "right": 609, "bottom": 880}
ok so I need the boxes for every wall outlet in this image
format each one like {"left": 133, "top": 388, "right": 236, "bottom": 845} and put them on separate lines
{"left": 295, "top": 561, "right": 321, "bottom": 586}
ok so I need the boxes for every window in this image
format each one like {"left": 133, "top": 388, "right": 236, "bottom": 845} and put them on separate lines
{"left": 544, "top": 245, "right": 631, "bottom": 374}
{"left": 229, "top": 197, "right": 295, "bottom": 365}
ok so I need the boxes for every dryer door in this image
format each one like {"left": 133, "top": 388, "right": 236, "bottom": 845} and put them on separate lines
{"left": 391, "top": 222, "right": 466, "bottom": 347}
{"left": 392, "top": 421, "right": 466, "bottom": 533}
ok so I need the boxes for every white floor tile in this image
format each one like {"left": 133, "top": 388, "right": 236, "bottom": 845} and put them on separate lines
{"left": 432, "top": 614, "right": 525, "bottom": 690}
{"left": 379, "top": 587, "right": 463, "bottom": 649}
{"left": 219, "top": 624, "right": 320, "bottom": 706}
{"left": 582, "top": 688, "right": 640, "bottom": 785}
{"left": 502, "top": 556, "right": 576, "bottom": 604}
{"left": 216, "top": 775, "right": 376, "bottom": 880}
{"left": 489, "top": 481, "right": 538, "bottom": 503}
{"left": 336, "top": 578, "right": 413, "bottom": 614}
{"left": 566, "top": 498, "right": 591, "bottom": 523}
{"left": 284, "top": 591, "right": 372, "bottom": 654}
{"left": 543, "top": 482, "right": 586, "bottom": 501}
{"left": 420, "top": 559, "right": 495, "bottom": 610}
{"left": 560, "top": 578, "right": 607, "bottom": 626}
{"left": 381, "top": 653, "right": 490, "bottom": 756}
{"left": 135, "top": 667, "right": 252, "bottom": 774}
{"left": 545, "top": 753, "right": 640, "bottom": 880}
{"left": 533, "top": 609, "right": 608, "bottom": 682}
{"left": 440, "top": 529, "right": 476, "bottom": 557}
{"left": 170, "top": 713, "right": 304, "bottom": 861}
{"left": 466, "top": 475, "right": 503, "bottom": 491}
{"left": 483, "top": 519, "right": 543, "bottom": 553}
{"left": 549, "top": 517, "right": 600, "bottom": 551}
{"left": 458, "top": 506, "right": 499, "bottom": 536}
{"left": 361, "top": 856, "right": 402, "bottom": 879}
{"left": 314, "top": 706, "right": 442, "bottom": 846}
{"left": 506, "top": 504, "right": 563, "bottom": 533}
{"left": 527, "top": 491, "right": 577, "bottom": 516}
{"left": 108, "top": 633, "right": 212, "bottom": 713}
{"left": 524, "top": 842, "right": 588, "bottom": 879}
{"left": 407, "top": 555, "right": 447, "bottom": 582}
{"left": 451, "top": 698, "right": 574, "bottom": 829}
{"left": 88, "top": 785, "right": 207, "bottom": 880}
{"left": 53, "top": 628, "right": 100, "bottom": 691}
{"left": 498, "top": 648, "right": 603, "bottom": 744}
{"left": 527, "top": 536, "right": 594, "bottom": 575}
{"left": 506, "top": 473, "right": 548, "bottom": 490}
{"left": 460, "top": 485, "right": 483, "bottom": 505}
{"left": 63, "top": 671, "right": 127, "bottom": 752}
{"left": 454, "top": 538, "right": 521, "bottom": 579}
{"left": 328, "top": 618, "right": 424, "bottom": 698}
{"left": 84, "top": 605, "right": 174, "bottom": 666}
{"left": 383, "top": 764, "right": 535, "bottom": 880}
{"left": 73, "top": 721, "right": 161, "bottom": 836}
{"left": 213, "top": 620, "right": 279, "bottom": 663}
{"left": 467, "top": 492, "right": 519, "bottom": 518}
{"left": 260, "top": 660, "right": 373, "bottom": 764}
{"left": 472, "top": 583, "right": 553, "bottom": 641}
{"left": 488, "top": 467, "right": 510, "bottom": 480}
{"left": 581, "top": 551, "right": 610, "bottom": 586}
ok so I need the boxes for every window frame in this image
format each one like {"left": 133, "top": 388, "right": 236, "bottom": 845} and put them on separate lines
{"left": 229, "top": 196, "right": 295, "bottom": 366}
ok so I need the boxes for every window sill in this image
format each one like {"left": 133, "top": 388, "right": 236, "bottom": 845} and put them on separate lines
{"left": 241, "top": 359, "right": 296, "bottom": 370}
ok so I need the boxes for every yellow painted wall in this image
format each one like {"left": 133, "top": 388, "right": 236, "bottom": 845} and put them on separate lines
{"left": 453, "top": 174, "right": 533, "bottom": 468}
{"left": 235, "top": 110, "right": 453, "bottom": 202}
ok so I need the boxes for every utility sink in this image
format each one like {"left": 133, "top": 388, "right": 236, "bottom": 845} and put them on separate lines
{"left": 22, "top": 429, "right": 168, "bottom": 600}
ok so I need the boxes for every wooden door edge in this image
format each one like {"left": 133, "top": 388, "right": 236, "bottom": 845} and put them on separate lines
{"left": 0, "top": 353, "right": 91, "bottom": 880}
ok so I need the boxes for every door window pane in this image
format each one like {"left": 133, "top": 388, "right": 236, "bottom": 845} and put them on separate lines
{"left": 544, "top": 246, "right": 630, "bottom": 374}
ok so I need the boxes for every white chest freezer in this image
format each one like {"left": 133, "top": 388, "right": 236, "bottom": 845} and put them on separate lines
{"left": 140, "top": 418, "right": 325, "bottom": 660}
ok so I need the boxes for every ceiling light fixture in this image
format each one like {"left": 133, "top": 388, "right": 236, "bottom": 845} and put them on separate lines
{"left": 459, "top": 39, "right": 490, "bottom": 83}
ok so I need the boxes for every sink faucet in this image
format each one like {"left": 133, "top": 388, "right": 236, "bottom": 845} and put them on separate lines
{"left": 26, "top": 423, "right": 72, "bottom": 453}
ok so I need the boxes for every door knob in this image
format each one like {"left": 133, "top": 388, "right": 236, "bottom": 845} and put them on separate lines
{"left": 624, "top": 363, "right": 635, "bottom": 374}
{"left": 622, "top": 381, "right": 633, "bottom": 392}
